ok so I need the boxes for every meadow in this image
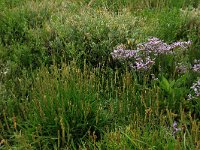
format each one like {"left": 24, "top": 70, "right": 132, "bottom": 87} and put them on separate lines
{"left": 0, "top": 0, "right": 200, "bottom": 149}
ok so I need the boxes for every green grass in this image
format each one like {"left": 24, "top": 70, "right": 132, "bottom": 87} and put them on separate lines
{"left": 0, "top": 0, "right": 200, "bottom": 149}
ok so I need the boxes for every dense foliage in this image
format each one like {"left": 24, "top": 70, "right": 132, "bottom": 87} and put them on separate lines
{"left": 0, "top": 0, "right": 199, "bottom": 149}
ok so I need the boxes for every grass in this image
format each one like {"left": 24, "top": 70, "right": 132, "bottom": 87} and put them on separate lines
{"left": 0, "top": 0, "right": 200, "bottom": 149}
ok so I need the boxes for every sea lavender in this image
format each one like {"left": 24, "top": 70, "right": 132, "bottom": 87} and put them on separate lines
{"left": 192, "top": 60, "right": 200, "bottom": 72}
{"left": 170, "top": 41, "right": 192, "bottom": 49}
{"left": 191, "top": 79, "right": 200, "bottom": 97}
{"left": 111, "top": 49, "right": 138, "bottom": 60}
{"left": 172, "top": 121, "right": 181, "bottom": 137}
{"left": 188, "top": 79, "right": 200, "bottom": 100}
{"left": 111, "top": 37, "right": 192, "bottom": 71}
{"left": 137, "top": 37, "right": 191, "bottom": 55}
{"left": 137, "top": 37, "right": 172, "bottom": 55}
{"left": 175, "top": 63, "right": 188, "bottom": 74}
{"left": 193, "top": 64, "right": 200, "bottom": 72}
{"left": 133, "top": 56, "right": 155, "bottom": 71}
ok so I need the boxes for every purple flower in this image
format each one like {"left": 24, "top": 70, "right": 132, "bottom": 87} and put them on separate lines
{"left": 111, "top": 49, "right": 138, "bottom": 60}
{"left": 192, "top": 60, "right": 200, "bottom": 72}
{"left": 172, "top": 121, "right": 181, "bottom": 136}
{"left": 110, "top": 37, "right": 192, "bottom": 71}
{"left": 191, "top": 79, "right": 200, "bottom": 97}
{"left": 170, "top": 41, "right": 192, "bottom": 49}
{"left": 176, "top": 63, "right": 188, "bottom": 74}
{"left": 188, "top": 94, "right": 193, "bottom": 100}
{"left": 188, "top": 79, "right": 200, "bottom": 100}
{"left": 173, "top": 121, "right": 178, "bottom": 128}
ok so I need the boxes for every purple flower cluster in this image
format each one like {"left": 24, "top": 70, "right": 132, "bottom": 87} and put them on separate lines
{"left": 111, "top": 37, "right": 192, "bottom": 71}
{"left": 170, "top": 41, "right": 192, "bottom": 49}
{"left": 111, "top": 49, "right": 138, "bottom": 60}
{"left": 192, "top": 59, "right": 200, "bottom": 72}
{"left": 133, "top": 56, "right": 155, "bottom": 70}
{"left": 136, "top": 37, "right": 191, "bottom": 55}
{"left": 191, "top": 79, "right": 200, "bottom": 97}
{"left": 136, "top": 37, "right": 172, "bottom": 56}
{"left": 188, "top": 79, "right": 200, "bottom": 100}
{"left": 175, "top": 63, "right": 188, "bottom": 74}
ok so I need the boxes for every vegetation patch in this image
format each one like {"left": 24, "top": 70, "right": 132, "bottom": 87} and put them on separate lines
{"left": 0, "top": 0, "right": 199, "bottom": 149}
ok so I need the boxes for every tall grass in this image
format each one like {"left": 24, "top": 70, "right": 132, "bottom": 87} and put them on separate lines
{"left": 0, "top": 0, "right": 199, "bottom": 149}
{"left": 1, "top": 62, "right": 199, "bottom": 149}
{"left": 86, "top": 0, "right": 199, "bottom": 10}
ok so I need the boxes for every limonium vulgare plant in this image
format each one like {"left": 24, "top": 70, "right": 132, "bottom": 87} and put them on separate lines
{"left": 188, "top": 79, "right": 200, "bottom": 100}
{"left": 111, "top": 37, "right": 192, "bottom": 71}
{"left": 172, "top": 121, "right": 181, "bottom": 137}
{"left": 111, "top": 37, "right": 200, "bottom": 117}
{"left": 192, "top": 59, "right": 200, "bottom": 72}
{"left": 188, "top": 60, "right": 200, "bottom": 100}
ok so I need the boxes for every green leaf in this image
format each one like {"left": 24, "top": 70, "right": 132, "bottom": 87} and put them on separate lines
{"left": 160, "top": 76, "right": 170, "bottom": 91}
{"left": 175, "top": 73, "right": 188, "bottom": 87}
{"left": 169, "top": 80, "right": 175, "bottom": 88}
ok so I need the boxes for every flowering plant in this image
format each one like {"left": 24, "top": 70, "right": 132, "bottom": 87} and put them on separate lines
{"left": 111, "top": 37, "right": 191, "bottom": 72}
{"left": 188, "top": 79, "right": 200, "bottom": 100}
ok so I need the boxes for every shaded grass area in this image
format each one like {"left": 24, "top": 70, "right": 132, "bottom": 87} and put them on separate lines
{"left": 0, "top": 0, "right": 200, "bottom": 149}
